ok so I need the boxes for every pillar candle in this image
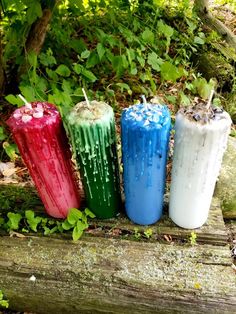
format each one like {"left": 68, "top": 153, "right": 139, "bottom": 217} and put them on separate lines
{"left": 7, "top": 102, "right": 81, "bottom": 218}
{"left": 121, "top": 102, "right": 171, "bottom": 225}
{"left": 169, "top": 105, "right": 232, "bottom": 229}
{"left": 66, "top": 101, "right": 121, "bottom": 219}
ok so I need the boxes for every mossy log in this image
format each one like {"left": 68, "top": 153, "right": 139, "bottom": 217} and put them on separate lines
{"left": 0, "top": 181, "right": 236, "bottom": 313}
{"left": 192, "top": 52, "right": 235, "bottom": 92}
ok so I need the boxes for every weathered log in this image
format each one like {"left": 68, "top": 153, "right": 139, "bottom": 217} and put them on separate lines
{"left": 194, "top": 0, "right": 236, "bottom": 51}
{"left": 0, "top": 233, "right": 235, "bottom": 314}
{"left": 0, "top": 181, "right": 235, "bottom": 313}
{"left": 192, "top": 51, "right": 235, "bottom": 92}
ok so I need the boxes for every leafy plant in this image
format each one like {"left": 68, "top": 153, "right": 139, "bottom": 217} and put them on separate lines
{"left": 144, "top": 228, "right": 153, "bottom": 239}
{"left": 0, "top": 207, "right": 95, "bottom": 242}
{"left": 189, "top": 231, "right": 197, "bottom": 245}
{"left": 0, "top": 290, "right": 9, "bottom": 309}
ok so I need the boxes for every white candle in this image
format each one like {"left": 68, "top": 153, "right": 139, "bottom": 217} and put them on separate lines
{"left": 169, "top": 106, "right": 232, "bottom": 229}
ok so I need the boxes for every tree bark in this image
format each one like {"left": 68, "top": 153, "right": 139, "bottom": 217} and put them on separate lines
{"left": 194, "top": 0, "right": 236, "bottom": 51}
{"left": 17, "top": 1, "right": 57, "bottom": 81}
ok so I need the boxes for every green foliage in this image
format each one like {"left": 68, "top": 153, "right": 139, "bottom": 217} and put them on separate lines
{"left": 0, "top": 290, "right": 9, "bottom": 309}
{"left": 144, "top": 228, "right": 153, "bottom": 239}
{"left": 1, "top": 0, "right": 212, "bottom": 115}
{"left": 0, "top": 206, "right": 95, "bottom": 241}
{"left": 189, "top": 231, "right": 197, "bottom": 245}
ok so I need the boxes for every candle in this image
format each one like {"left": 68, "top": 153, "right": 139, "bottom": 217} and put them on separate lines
{"left": 66, "top": 101, "right": 121, "bottom": 218}
{"left": 169, "top": 104, "right": 232, "bottom": 229}
{"left": 7, "top": 102, "right": 81, "bottom": 218}
{"left": 121, "top": 102, "right": 171, "bottom": 225}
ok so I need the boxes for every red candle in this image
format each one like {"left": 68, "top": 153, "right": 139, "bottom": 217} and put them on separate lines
{"left": 7, "top": 102, "right": 80, "bottom": 218}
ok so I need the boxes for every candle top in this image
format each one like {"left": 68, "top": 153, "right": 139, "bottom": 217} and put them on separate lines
{"left": 67, "top": 101, "right": 114, "bottom": 125}
{"left": 179, "top": 102, "right": 232, "bottom": 125}
{"left": 7, "top": 102, "right": 60, "bottom": 130}
{"left": 122, "top": 103, "right": 170, "bottom": 129}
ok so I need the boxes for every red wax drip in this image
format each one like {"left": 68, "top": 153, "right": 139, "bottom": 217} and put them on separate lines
{"left": 7, "top": 102, "right": 80, "bottom": 218}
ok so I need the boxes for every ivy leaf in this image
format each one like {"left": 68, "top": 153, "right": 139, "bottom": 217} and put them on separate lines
{"left": 25, "top": 210, "right": 42, "bottom": 232}
{"left": 160, "top": 61, "right": 184, "bottom": 82}
{"left": 147, "top": 52, "right": 163, "bottom": 72}
{"left": 97, "top": 43, "right": 106, "bottom": 60}
{"left": 141, "top": 28, "right": 155, "bottom": 44}
{"left": 85, "top": 208, "right": 96, "bottom": 218}
{"left": 67, "top": 208, "right": 83, "bottom": 225}
{"left": 72, "top": 226, "right": 83, "bottom": 241}
{"left": 56, "top": 64, "right": 71, "bottom": 77}
{"left": 7, "top": 212, "right": 22, "bottom": 230}
{"left": 61, "top": 219, "right": 74, "bottom": 230}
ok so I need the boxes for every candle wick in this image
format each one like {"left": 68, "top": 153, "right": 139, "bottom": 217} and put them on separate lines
{"left": 18, "top": 94, "right": 32, "bottom": 109}
{"left": 141, "top": 95, "right": 149, "bottom": 110}
{"left": 206, "top": 89, "right": 214, "bottom": 110}
{"left": 82, "top": 88, "right": 91, "bottom": 107}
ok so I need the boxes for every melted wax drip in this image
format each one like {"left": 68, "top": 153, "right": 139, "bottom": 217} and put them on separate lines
{"left": 121, "top": 103, "right": 171, "bottom": 225}
{"left": 7, "top": 102, "right": 81, "bottom": 218}
{"left": 66, "top": 101, "right": 121, "bottom": 219}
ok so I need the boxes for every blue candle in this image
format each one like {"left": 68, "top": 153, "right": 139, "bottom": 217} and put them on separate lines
{"left": 121, "top": 102, "right": 171, "bottom": 225}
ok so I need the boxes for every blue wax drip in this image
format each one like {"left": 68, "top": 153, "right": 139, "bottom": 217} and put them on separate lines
{"left": 121, "top": 103, "right": 171, "bottom": 225}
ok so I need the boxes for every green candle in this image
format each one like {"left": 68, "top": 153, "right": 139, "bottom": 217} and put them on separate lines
{"left": 66, "top": 101, "right": 121, "bottom": 218}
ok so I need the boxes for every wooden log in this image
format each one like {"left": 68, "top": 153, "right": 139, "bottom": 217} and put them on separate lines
{"left": 0, "top": 181, "right": 235, "bottom": 313}
{"left": 0, "top": 234, "right": 235, "bottom": 314}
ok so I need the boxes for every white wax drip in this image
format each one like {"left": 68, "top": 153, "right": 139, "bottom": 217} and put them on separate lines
{"left": 169, "top": 111, "right": 231, "bottom": 229}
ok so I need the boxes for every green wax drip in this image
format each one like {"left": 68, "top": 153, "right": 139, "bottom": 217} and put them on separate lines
{"left": 66, "top": 101, "right": 121, "bottom": 218}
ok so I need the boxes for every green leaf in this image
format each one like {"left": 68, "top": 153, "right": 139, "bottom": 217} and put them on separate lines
{"left": 39, "top": 52, "right": 57, "bottom": 67}
{"left": 72, "top": 226, "right": 83, "bottom": 241}
{"left": 157, "top": 20, "right": 174, "bottom": 38}
{"left": 74, "top": 64, "right": 82, "bottom": 75}
{"left": 67, "top": 208, "right": 83, "bottom": 225}
{"left": 0, "top": 127, "right": 7, "bottom": 141}
{"left": 26, "top": 1, "right": 42, "bottom": 24}
{"left": 85, "top": 208, "right": 96, "bottom": 218}
{"left": 86, "top": 52, "right": 99, "bottom": 68}
{"left": 192, "top": 78, "right": 216, "bottom": 99}
{"left": 97, "top": 43, "right": 106, "bottom": 60}
{"left": 81, "top": 68, "right": 97, "bottom": 82}
{"left": 25, "top": 210, "right": 41, "bottom": 232}
{"left": 141, "top": 28, "right": 155, "bottom": 44}
{"left": 5, "top": 94, "right": 23, "bottom": 107}
{"left": 27, "top": 51, "right": 37, "bottom": 69}
{"left": 56, "top": 64, "right": 71, "bottom": 77}
{"left": 7, "top": 212, "right": 22, "bottom": 230}
{"left": 180, "top": 91, "right": 191, "bottom": 106}
{"left": 137, "top": 56, "right": 145, "bottom": 68}
{"left": 147, "top": 52, "right": 163, "bottom": 72}
{"left": 61, "top": 219, "right": 73, "bottom": 230}
{"left": 160, "top": 62, "right": 184, "bottom": 82}
{"left": 19, "top": 86, "right": 37, "bottom": 102}
{"left": 81, "top": 50, "right": 90, "bottom": 59}
{"left": 194, "top": 36, "right": 205, "bottom": 45}
{"left": 2, "top": 142, "right": 18, "bottom": 161}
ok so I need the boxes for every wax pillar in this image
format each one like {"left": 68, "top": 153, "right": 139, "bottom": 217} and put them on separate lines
{"left": 66, "top": 101, "right": 121, "bottom": 219}
{"left": 7, "top": 102, "right": 81, "bottom": 218}
{"left": 169, "top": 106, "right": 232, "bottom": 229}
{"left": 121, "top": 103, "right": 171, "bottom": 225}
